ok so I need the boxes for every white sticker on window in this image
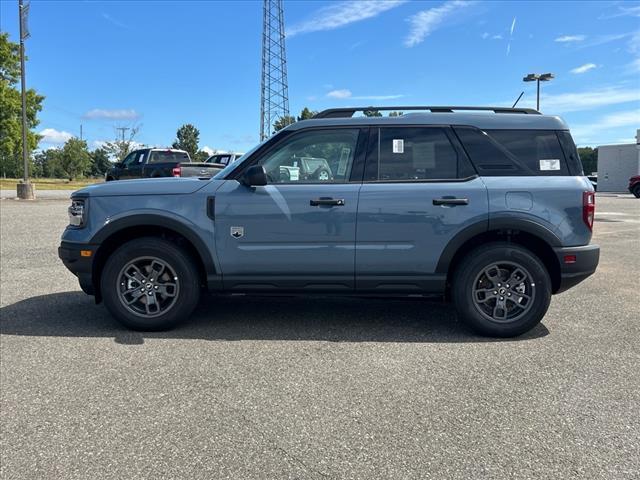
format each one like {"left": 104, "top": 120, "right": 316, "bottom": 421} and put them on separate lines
{"left": 337, "top": 147, "right": 351, "bottom": 176}
{"left": 539, "top": 159, "right": 560, "bottom": 171}
{"left": 392, "top": 139, "right": 404, "bottom": 154}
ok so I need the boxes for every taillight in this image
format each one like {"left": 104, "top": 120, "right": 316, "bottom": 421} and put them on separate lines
{"left": 583, "top": 191, "right": 595, "bottom": 231}
{"left": 172, "top": 166, "right": 181, "bottom": 177}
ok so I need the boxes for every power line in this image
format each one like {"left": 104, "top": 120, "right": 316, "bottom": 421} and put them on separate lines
{"left": 116, "top": 127, "right": 130, "bottom": 143}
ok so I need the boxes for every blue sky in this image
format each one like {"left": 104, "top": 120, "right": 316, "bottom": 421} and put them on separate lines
{"left": 1, "top": 0, "right": 638, "bottom": 152}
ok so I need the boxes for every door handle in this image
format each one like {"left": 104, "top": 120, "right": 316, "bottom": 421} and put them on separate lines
{"left": 310, "top": 197, "right": 345, "bottom": 207}
{"left": 432, "top": 197, "right": 469, "bottom": 206}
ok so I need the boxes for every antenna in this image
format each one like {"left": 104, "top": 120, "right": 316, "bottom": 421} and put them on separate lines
{"left": 512, "top": 91, "right": 524, "bottom": 108}
{"left": 260, "top": 0, "right": 290, "bottom": 141}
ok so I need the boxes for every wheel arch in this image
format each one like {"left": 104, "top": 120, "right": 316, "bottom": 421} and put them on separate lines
{"left": 437, "top": 219, "right": 562, "bottom": 294}
{"left": 90, "top": 215, "right": 216, "bottom": 302}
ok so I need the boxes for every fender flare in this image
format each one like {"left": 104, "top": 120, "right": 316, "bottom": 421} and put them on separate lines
{"left": 90, "top": 213, "right": 216, "bottom": 275}
{"left": 435, "top": 217, "right": 561, "bottom": 274}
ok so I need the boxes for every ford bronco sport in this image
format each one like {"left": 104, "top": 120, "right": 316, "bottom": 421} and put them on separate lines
{"left": 59, "top": 106, "right": 599, "bottom": 337}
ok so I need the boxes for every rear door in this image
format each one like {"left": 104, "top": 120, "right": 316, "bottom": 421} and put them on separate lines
{"left": 214, "top": 127, "right": 367, "bottom": 291}
{"left": 355, "top": 126, "right": 488, "bottom": 292}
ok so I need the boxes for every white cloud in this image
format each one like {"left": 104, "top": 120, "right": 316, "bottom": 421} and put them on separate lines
{"left": 101, "top": 13, "right": 129, "bottom": 29}
{"left": 481, "top": 32, "right": 489, "bottom": 39}
{"left": 570, "top": 109, "right": 640, "bottom": 145}
{"left": 570, "top": 63, "right": 598, "bottom": 74}
{"left": 201, "top": 146, "right": 216, "bottom": 155}
{"left": 326, "top": 89, "right": 404, "bottom": 101}
{"left": 555, "top": 34, "right": 586, "bottom": 43}
{"left": 39, "top": 128, "right": 73, "bottom": 144}
{"left": 598, "top": 4, "right": 640, "bottom": 20}
{"left": 83, "top": 109, "right": 140, "bottom": 120}
{"left": 522, "top": 86, "right": 640, "bottom": 114}
{"left": 327, "top": 89, "right": 353, "bottom": 99}
{"left": 509, "top": 16, "right": 516, "bottom": 36}
{"left": 287, "top": 0, "right": 405, "bottom": 37}
{"left": 405, "top": 0, "right": 474, "bottom": 48}
{"left": 492, "top": 34, "right": 503, "bottom": 40}
{"left": 626, "top": 58, "right": 640, "bottom": 74}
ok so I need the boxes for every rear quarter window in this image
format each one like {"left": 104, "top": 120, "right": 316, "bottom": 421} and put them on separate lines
{"left": 455, "top": 127, "right": 571, "bottom": 176}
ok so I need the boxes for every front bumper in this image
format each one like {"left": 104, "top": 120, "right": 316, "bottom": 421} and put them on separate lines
{"left": 553, "top": 244, "right": 600, "bottom": 293}
{"left": 58, "top": 241, "right": 97, "bottom": 295}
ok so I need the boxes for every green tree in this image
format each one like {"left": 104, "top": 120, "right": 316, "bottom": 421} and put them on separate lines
{"left": 0, "top": 33, "right": 45, "bottom": 178}
{"left": 101, "top": 125, "right": 141, "bottom": 162}
{"left": 297, "top": 107, "right": 317, "bottom": 121}
{"left": 60, "top": 138, "right": 91, "bottom": 180}
{"left": 33, "top": 148, "right": 65, "bottom": 178}
{"left": 89, "top": 147, "right": 112, "bottom": 176}
{"left": 172, "top": 124, "right": 200, "bottom": 159}
{"left": 273, "top": 115, "right": 296, "bottom": 133}
{"left": 388, "top": 111, "right": 403, "bottom": 117}
{"left": 577, "top": 147, "right": 597, "bottom": 175}
{"left": 363, "top": 109, "right": 382, "bottom": 117}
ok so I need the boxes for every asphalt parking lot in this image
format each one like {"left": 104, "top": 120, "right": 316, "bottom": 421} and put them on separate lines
{"left": 1, "top": 194, "right": 638, "bottom": 479}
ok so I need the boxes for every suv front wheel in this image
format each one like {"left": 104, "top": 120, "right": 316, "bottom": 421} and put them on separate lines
{"left": 452, "top": 243, "right": 552, "bottom": 337}
{"left": 101, "top": 237, "right": 201, "bottom": 330}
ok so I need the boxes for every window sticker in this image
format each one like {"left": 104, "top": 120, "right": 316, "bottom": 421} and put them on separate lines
{"left": 392, "top": 139, "right": 404, "bottom": 154}
{"left": 138, "top": 153, "right": 145, "bottom": 163}
{"left": 337, "top": 147, "right": 351, "bottom": 176}
{"left": 539, "top": 159, "right": 560, "bottom": 171}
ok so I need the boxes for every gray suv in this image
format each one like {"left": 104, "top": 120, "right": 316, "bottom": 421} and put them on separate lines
{"left": 59, "top": 106, "right": 599, "bottom": 337}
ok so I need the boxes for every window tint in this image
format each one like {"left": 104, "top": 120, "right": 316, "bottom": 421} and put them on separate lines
{"left": 487, "top": 130, "right": 569, "bottom": 175}
{"left": 149, "top": 151, "right": 190, "bottom": 164}
{"left": 455, "top": 127, "right": 570, "bottom": 176}
{"left": 122, "top": 151, "right": 139, "bottom": 167}
{"left": 258, "top": 129, "right": 359, "bottom": 183}
{"left": 377, "top": 127, "right": 458, "bottom": 181}
{"left": 557, "top": 130, "right": 584, "bottom": 175}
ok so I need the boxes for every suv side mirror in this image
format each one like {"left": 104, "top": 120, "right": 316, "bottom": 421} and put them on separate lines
{"left": 241, "top": 165, "right": 268, "bottom": 186}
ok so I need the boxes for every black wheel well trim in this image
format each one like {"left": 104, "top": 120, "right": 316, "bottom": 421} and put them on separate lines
{"left": 437, "top": 218, "right": 562, "bottom": 293}
{"left": 90, "top": 214, "right": 217, "bottom": 300}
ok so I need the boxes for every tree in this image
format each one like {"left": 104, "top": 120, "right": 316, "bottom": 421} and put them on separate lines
{"left": 577, "top": 147, "right": 597, "bottom": 175}
{"left": 172, "top": 124, "right": 200, "bottom": 159}
{"left": 297, "top": 107, "right": 317, "bottom": 121}
{"left": 0, "top": 33, "right": 45, "bottom": 178}
{"left": 388, "top": 111, "right": 403, "bottom": 117}
{"left": 89, "top": 148, "right": 112, "bottom": 177}
{"left": 363, "top": 109, "right": 382, "bottom": 117}
{"left": 273, "top": 115, "right": 296, "bottom": 133}
{"left": 101, "top": 125, "right": 141, "bottom": 161}
{"left": 60, "top": 138, "right": 91, "bottom": 180}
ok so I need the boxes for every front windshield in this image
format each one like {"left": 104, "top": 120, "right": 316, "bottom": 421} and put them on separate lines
{"left": 212, "top": 139, "right": 268, "bottom": 179}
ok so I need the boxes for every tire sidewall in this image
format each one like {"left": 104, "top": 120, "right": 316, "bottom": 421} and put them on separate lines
{"left": 453, "top": 243, "right": 551, "bottom": 337}
{"left": 101, "top": 238, "right": 200, "bottom": 330}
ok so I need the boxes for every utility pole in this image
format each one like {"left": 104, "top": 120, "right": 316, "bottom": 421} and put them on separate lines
{"left": 260, "top": 0, "right": 290, "bottom": 141}
{"left": 116, "top": 127, "right": 130, "bottom": 143}
{"left": 80, "top": 124, "right": 83, "bottom": 141}
{"left": 17, "top": 0, "right": 34, "bottom": 200}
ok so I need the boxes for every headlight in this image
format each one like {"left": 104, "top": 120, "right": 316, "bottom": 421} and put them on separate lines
{"left": 68, "top": 198, "right": 86, "bottom": 227}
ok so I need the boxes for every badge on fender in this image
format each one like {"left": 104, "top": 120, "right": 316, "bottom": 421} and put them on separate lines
{"left": 230, "top": 226, "right": 244, "bottom": 239}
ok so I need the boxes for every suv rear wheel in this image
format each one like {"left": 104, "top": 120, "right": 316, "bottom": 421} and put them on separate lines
{"left": 633, "top": 184, "right": 640, "bottom": 198}
{"left": 452, "top": 242, "right": 551, "bottom": 337}
{"left": 101, "top": 237, "right": 201, "bottom": 330}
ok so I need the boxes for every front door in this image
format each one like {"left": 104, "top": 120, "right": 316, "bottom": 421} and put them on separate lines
{"left": 355, "top": 126, "right": 489, "bottom": 292}
{"left": 214, "top": 128, "right": 366, "bottom": 291}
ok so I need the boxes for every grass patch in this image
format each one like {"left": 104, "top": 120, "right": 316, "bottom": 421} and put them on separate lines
{"left": 0, "top": 178, "right": 103, "bottom": 190}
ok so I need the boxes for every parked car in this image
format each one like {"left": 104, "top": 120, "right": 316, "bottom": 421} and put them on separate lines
{"left": 105, "top": 148, "right": 223, "bottom": 181}
{"left": 59, "top": 105, "right": 599, "bottom": 337}
{"left": 629, "top": 175, "right": 640, "bottom": 198}
{"left": 205, "top": 152, "right": 245, "bottom": 167}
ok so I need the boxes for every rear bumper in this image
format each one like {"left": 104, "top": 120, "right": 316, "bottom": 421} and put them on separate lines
{"left": 58, "top": 241, "right": 96, "bottom": 295}
{"left": 553, "top": 244, "right": 600, "bottom": 294}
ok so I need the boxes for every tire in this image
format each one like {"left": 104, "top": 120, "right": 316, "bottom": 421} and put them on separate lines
{"left": 633, "top": 185, "right": 640, "bottom": 198}
{"left": 101, "top": 237, "right": 201, "bottom": 330}
{"left": 451, "top": 242, "right": 552, "bottom": 337}
{"left": 314, "top": 168, "right": 331, "bottom": 181}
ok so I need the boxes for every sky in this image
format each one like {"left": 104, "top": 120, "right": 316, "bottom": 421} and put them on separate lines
{"left": 1, "top": 0, "right": 639, "bottom": 153}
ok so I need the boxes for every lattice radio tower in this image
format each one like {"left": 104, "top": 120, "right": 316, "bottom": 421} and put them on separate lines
{"left": 260, "top": 0, "right": 290, "bottom": 141}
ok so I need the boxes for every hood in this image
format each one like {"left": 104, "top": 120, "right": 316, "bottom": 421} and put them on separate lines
{"left": 73, "top": 177, "right": 211, "bottom": 197}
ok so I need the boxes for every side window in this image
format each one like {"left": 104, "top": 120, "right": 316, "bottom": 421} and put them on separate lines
{"left": 487, "top": 130, "right": 569, "bottom": 175}
{"left": 257, "top": 129, "right": 359, "bottom": 183}
{"left": 122, "top": 151, "right": 139, "bottom": 167}
{"left": 377, "top": 127, "right": 458, "bottom": 181}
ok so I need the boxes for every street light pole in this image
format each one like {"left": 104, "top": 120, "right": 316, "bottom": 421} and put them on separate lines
{"left": 17, "top": 0, "right": 34, "bottom": 200}
{"left": 523, "top": 73, "right": 554, "bottom": 112}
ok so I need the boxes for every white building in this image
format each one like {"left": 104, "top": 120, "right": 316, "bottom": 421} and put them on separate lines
{"left": 597, "top": 130, "right": 640, "bottom": 192}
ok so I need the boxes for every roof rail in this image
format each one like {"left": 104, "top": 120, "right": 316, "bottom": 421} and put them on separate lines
{"left": 313, "top": 106, "right": 541, "bottom": 119}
